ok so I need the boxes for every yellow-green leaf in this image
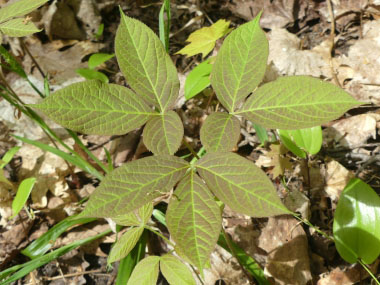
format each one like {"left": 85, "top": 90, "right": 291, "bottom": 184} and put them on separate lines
{"left": 32, "top": 80, "right": 153, "bottom": 135}
{"left": 81, "top": 155, "right": 189, "bottom": 218}
{"left": 11, "top": 177, "right": 36, "bottom": 219}
{"left": 112, "top": 203, "right": 153, "bottom": 227}
{"left": 176, "top": 19, "right": 231, "bottom": 58}
{"left": 160, "top": 254, "right": 196, "bottom": 285}
{"left": 200, "top": 112, "right": 240, "bottom": 152}
{"left": 167, "top": 171, "right": 221, "bottom": 271}
{"left": 0, "top": 18, "right": 40, "bottom": 37}
{"left": 211, "top": 14, "right": 268, "bottom": 112}
{"left": 108, "top": 227, "right": 144, "bottom": 264}
{"left": 0, "top": 0, "right": 48, "bottom": 23}
{"left": 115, "top": 11, "right": 179, "bottom": 111}
{"left": 143, "top": 111, "right": 184, "bottom": 155}
{"left": 127, "top": 256, "right": 160, "bottom": 285}
{"left": 196, "top": 152, "right": 289, "bottom": 217}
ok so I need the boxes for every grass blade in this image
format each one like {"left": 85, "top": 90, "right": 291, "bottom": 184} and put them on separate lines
{"left": 10, "top": 177, "right": 36, "bottom": 219}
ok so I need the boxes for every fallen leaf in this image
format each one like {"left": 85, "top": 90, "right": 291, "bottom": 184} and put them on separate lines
{"left": 256, "top": 143, "right": 293, "bottom": 178}
{"left": 176, "top": 19, "right": 230, "bottom": 58}
{"left": 324, "top": 160, "right": 354, "bottom": 202}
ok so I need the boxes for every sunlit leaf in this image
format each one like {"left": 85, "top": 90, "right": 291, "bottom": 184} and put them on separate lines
{"left": 211, "top": 13, "right": 268, "bottom": 112}
{"left": 278, "top": 126, "right": 322, "bottom": 158}
{"left": 75, "top": 68, "right": 108, "bottom": 83}
{"left": 0, "top": 0, "right": 48, "bottom": 23}
{"left": 0, "top": 18, "right": 40, "bottom": 37}
{"left": 127, "top": 256, "right": 160, "bottom": 285}
{"left": 196, "top": 152, "right": 289, "bottom": 217}
{"left": 167, "top": 171, "right": 221, "bottom": 270}
{"left": 0, "top": 146, "right": 20, "bottom": 169}
{"left": 0, "top": 45, "right": 27, "bottom": 78}
{"left": 185, "top": 59, "right": 212, "bottom": 100}
{"left": 10, "top": 177, "right": 36, "bottom": 219}
{"left": 108, "top": 227, "right": 144, "bottom": 264}
{"left": 237, "top": 76, "right": 362, "bottom": 129}
{"left": 81, "top": 155, "right": 189, "bottom": 218}
{"left": 32, "top": 80, "right": 153, "bottom": 135}
{"left": 160, "top": 254, "right": 196, "bottom": 285}
{"left": 333, "top": 178, "right": 380, "bottom": 264}
{"left": 115, "top": 11, "right": 179, "bottom": 111}
{"left": 200, "top": 112, "right": 240, "bottom": 152}
{"left": 88, "top": 53, "right": 115, "bottom": 69}
{"left": 176, "top": 19, "right": 230, "bottom": 58}
{"left": 143, "top": 111, "right": 184, "bottom": 155}
{"left": 112, "top": 203, "right": 153, "bottom": 227}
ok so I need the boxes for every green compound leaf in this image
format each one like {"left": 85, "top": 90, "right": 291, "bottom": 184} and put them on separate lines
{"left": 0, "top": 18, "right": 40, "bottom": 37}
{"left": 211, "top": 13, "right": 268, "bottom": 112}
{"left": 200, "top": 112, "right": 240, "bottom": 152}
{"left": 196, "top": 152, "right": 289, "bottom": 217}
{"left": 143, "top": 111, "right": 184, "bottom": 155}
{"left": 32, "top": 80, "right": 153, "bottom": 135}
{"left": 127, "top": 256, "right": 160, "bottom": 285}
{"left": 75, "top": 68, "right": 108, "bottom": 83}
{"left": 81, "top": 155, "right": 189, "bottom": 218}
{"left": 10, "top": 177, "right": 36, "bottom": 219}
{"left": 115, "top": 11, "right": 179, "bottom": 111}
{"left": 278, "top": 126, "right": 322, "bottom": 158}
{"left": 185, "top": 59, "right": 212, "bottom": 100}
{"left": 333, "top": 178, "right": 380, "bottom": 264}
{"left": 88, "top": 53, "right": 115, "bottom": 69}
{"left": 167, "top": 171, "right": 221, "bottom": 270}
{"left": 160, "top": 254, "right": 196, "bottom": 285}
{"left": 237, "top": 76, "right": 362, "bottom": 129}
{"left": 112, "top": 203, "right": 153, "bottom": 227}
{"left": 0, "top": 0, "right": 48, "bottom": 23}
{"left": 108, "top": 226, "right": 144, "bottom": 264}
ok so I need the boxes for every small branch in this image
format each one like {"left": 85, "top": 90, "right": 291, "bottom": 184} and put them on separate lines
{"left": 20, "top": 39, "right": 45, "bottom": 78}
{"left": 183, "top": 138, "right": 200, "bottom": 159}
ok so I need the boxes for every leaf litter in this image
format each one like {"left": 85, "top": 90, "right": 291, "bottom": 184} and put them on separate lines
{"left": 1, "top": 0, "right": 380, "bottom": 284}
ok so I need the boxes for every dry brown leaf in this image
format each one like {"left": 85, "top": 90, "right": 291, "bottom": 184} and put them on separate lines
{"left": 324, "top": 160, "right": 354, "bottom": 201}
{"left": 257, "top": 215, "right": 312, "bottom": 285}
{"left": 256, "top": 143, "right": 293, "bottom": 178}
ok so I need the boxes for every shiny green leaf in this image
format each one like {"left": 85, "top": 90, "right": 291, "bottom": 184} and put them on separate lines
{"left": 127, "top": 256, "right": 160, "bottom": 285}
{"left": 75, "top": 68, "right": 108, "bottom": 83}
{"left": 108, "top": 227, "right": 144, "bottom": 264}
{"left": 113, "top": 203, "right": 153, "bottom": 227}
{"left": 185, "top": 59, "right": 212, "bottom": 100}
{"left": 200, "top": 112, "right": 240, "bottom": 152}
{"left": 0, "top": 146, "right": 20, "bottom": 169}
{"left": 10, "top": 177, "right": 36, "bottom": 219}
{"left": 278, "top": 126, "right": 322, "bottom": 158}
{"left": 167, "top": 171, "right": 221, "bottom": 270}
{"left": 32, "top": 80, "right": 153, "bottom": 135}
{"left": 333, "top": 178, "right": 380, "bottom": 264}
{"left": 196, "top": 152, "right": 289, "bottom": 217}
{"left": 143, "top": 111, "right": 184, "bottom": 155}
{"left": 115, "top": 11, "right": 179, "bottom": 111}
{"left": 211, "top": 13, "right": 268, "bottom": 112}
{"left": 160, "top": 254, "right": 196, "bottom": 285}
{"left": 81, "top": 155, "right": 189, "bottom": 218}
{"left": 0, "top": 18, "right": 40, "bottom": 37}
{"left": 237, "top": 76, "right": 362, "bottom": 129}
{"left": 0, "top": 0, "right": 48, "bottom": 23}
{"left": 88, "top": 53, "right": 115, "bottom": 69}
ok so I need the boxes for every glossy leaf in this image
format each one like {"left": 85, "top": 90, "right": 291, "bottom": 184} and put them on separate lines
{"left": 88, "top": 53, "right": 115, "bottom": 69}
{"left": 238, "top": 76, "right": 361, "bottom": 129}
{"left": 278, "top": 126, "right": 322, "bottom": 158}
{"left": 167, "top": 171, "right": 221, "bottom": 270}
{"left": 81, "top": 155, "right": 189, "bottom": 218}
{"left": 143, "top": 111, "right": 184, "bottom": 155}
{"left": 115, "top": 11, "right": 179, "bottom": 111}
{"left": 0, "top": 146, "right": 20, "bottom": 169}
{"left": 333, "top": 178, "right": 380, "bottom": 264}
{"left": 108, "top": 227, "right": 144, "bottom": 264}
{"left": 160, "top": 254, "right": 196, "bottom": 285}
{"left": 127, "top": 256, "right": 160, "bottom": 285}
{"left": 211, "top": 13, "right": 268, "bottom": 112}
{"left": 0, "top": 0, "right": 48, "bottom": 23}
{"left": 253, "top": 123, "right": 269, "bottom": 144}
{"left": 0, "top": 18, "right": 40, "bottom": 37}
{"left": 200, "top": 112, "right": 240, "bottom": 152}
{"left": 176, "top": 19, "right": 230, "bottom": 58}
{"left": 32, "top": 80, "right": 153, "bottom": 135}
{"left": 185, "top": 59, "right": 213, "bottom": 100}
{"left": 75, "top": 68, "right": 108, "bottom": 83}
{"left": 113, "top": 203, "right": 153, "bottom": 227}
{"left": 10, "top": 177, "right": 36, "bottom": 219}
{"left": 196, "top": 152, "right": 289, "bottom": 217}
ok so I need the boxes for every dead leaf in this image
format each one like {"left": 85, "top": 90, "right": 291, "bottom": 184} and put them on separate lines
{"left": 256, "top": 143, "right": 293, "bottom": 178}
{"left": 324, "top": 160, "right": 354, "bottom": 201}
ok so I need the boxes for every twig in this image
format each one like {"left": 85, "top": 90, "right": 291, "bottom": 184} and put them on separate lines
{"left": 42, "top": 270, "right": 102, "bottom": 281}
{"left": 20, "top": 39, "right": 45, "bottom": 78}
{"left": 355, "top": 154, "right": 380, "bottom": 176}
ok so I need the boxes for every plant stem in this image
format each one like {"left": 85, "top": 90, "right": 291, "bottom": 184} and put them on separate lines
{"left": 293, "top": 214, "right": 334, "bottom": 241}
{"left": 183, "top": 138, "right": 199, "bottom": 160}
{"left": 144, "top": 225, "right": 175, "bottom": 247}
{"left": 358, "top": 259, "right": 380, "bottom": 285}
